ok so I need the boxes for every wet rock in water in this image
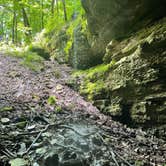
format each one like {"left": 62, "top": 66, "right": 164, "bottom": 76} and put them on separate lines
{"left": 77, "top": 140, "right": 89, "bottom": 152}
{"left": 18, "top": 143, "right": 27, "bottom": 155}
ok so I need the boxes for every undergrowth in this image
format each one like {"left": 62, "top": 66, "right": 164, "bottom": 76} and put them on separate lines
{"left": 72, "top": 64, "right": 112, "bottom": 100}
{"left": 0, "top": 43, "right": 44, "bottom": 72}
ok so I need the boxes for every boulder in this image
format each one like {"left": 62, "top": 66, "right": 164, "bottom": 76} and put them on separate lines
{"left": 69, "top": 25, "right": 102, "bottom": 69}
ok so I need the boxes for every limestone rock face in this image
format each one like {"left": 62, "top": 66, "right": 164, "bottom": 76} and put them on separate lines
{"left": 81, "top": 0, "right": 166, "bottom": 56}
{"left": 69, "top": 25, "right": 101, "bottom": 69}
{"left": 79, "top": 0, "right": 166, "bottom": 125}
{"left": 75, "top": 18, "right": 166, "bottom": 127}
{"left": 49, "top": 28, "right": 68, "bottom": 64}
{"left": 104, "top": 18, "right": 166, "bottom": 125}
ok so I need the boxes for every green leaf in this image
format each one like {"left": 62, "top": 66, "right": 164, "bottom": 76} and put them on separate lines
{"left": 47, "top": 96, "right": 57, "bottom": 106}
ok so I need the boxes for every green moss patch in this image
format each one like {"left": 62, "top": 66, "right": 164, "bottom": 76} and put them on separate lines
{"left": 72, "top": 64, "right": 112, "bottom": 101}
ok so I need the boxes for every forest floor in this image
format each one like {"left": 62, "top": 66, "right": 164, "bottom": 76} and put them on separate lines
{"left": 0, "top": 53, "right": 166, "bottom": 166}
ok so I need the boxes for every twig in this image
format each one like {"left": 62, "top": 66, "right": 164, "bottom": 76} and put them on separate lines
{"left": 97, "top": 133, "right": 132, "bottom": 166}
{"left": 113, "top": 151, "right": 133, "bottom": 166}
{"left": 17, "top": 130, "right": 41, "bottom": 136}
{"left": 21, "top": 122, "right": 63, "bottom": 156}
{"left": 110, "top": 150, "right": 119, "bottom": 166}
{"left": 5, "top": 148, "right": 17, "bottom": 158}
{"left": 2, "top": 150, "right": 11, "bottom": 158}
{"left": 21, "top": 124, "right": 50, "bottom": 156}
{"left": 97, "top": 134, "right": 120, "bottom": 166}
{"left": 2, "top": 148, "right": 17, "bottom": 158}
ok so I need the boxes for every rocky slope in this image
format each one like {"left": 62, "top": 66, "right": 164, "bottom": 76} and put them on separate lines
{"left": 1, "top": 54, "right": 166, "bottom": 165}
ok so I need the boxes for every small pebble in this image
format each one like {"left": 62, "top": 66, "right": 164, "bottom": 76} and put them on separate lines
{"left": 1, "top": 118, "right": 10, "bottom": 124}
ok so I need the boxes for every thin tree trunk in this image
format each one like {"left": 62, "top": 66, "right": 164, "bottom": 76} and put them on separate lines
{"left": 12, "top": 10, "right": 16, "bottom": 43}
{"left": 56, "top": 0, "right": 59, "bottom": 15}
{"left": 15, "top": 15, "right": 17, "bottom": 43}
{"left": 22, "top": 7, "right": 30, "bottom": 27}
{"left": 41, "top": 0, "right": 44, "bottom": 29}
{"left": 51, "top": 0, "right": 55, "bottom": 15}
{"left": 22, "top": 7, "right": 31, "bottom": 43}
{"left": 22, "top": 7, "right": 31, "bottom": 36}
{"left": 1, "top": 14, "right": 4, "bottom": 39}
{"left": 61, "top": 0, "right": 67, "bottom": 21}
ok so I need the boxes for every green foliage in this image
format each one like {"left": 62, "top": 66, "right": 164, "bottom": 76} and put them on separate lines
{"left": 55, "top": 106, "right": 62, "bottom": 113}
{"left": 44, "top": 0, "right": 85, "bottom": 62}
{"left": 45, "top": 0, "right": 83, "bottom": 34}
{"left": 0, "top": 43, "right": 45, "bottom": 71}
{"left": 53, "top": 70, "right": 61, "bottom": 78}
{"left": 73, "top": 64, "right": 110, "bottom": 79}
{"left": 21, "top": 51, "right": 44, "bottom": 71}
{"left": 0, "top": 106, "right": 13, "bottom": 112}
{"left": 47, "top": 96, "right": 57, "bottom": 106}
{"left": 135, "top": 160, "right": 144, "bottom": 166}
{"left": 73, "top": 64, "right": 111, "bottom": 100}
{"left": 28, "top": 44, "right": 50, "bottom": 60}
{"left": 72, "top": 62, "right": 116, "bottom": 101}
{"left": 80, "top": 80, "right": 105, "bottom": 100}
{"left": 64, "top": 14, "right": 87, "bottom": 57}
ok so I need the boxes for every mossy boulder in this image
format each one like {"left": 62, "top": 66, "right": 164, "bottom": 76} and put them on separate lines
{"left": 29, "top": 45, "right": 50, "bottom": 60}
{"left": 69, "top": 25, "right": 102, "bottom": 69}
{"left": 49, "top": 28, "right": 69, "bottom": 64}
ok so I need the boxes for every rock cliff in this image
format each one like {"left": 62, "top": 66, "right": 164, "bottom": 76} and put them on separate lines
{"left": 81, "top": 0, "right": 166, "bottom": 57}
{"left": 73, "top": 0, "right": 166, "bottom": 128}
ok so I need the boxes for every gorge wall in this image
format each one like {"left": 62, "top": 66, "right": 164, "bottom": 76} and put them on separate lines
{"left": 46, "top": 0, "right": 166, "bottom": 129}
{"left": 73, "top": 0, "right": 166, "bottom": 128}
{"left": 81, "top": 0, "right": 166, "bottom": 57}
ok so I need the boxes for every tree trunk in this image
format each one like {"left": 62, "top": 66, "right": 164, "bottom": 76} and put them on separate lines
{"left": 41, "top": 0, "right": 44, "bottom": 29}
{"left": 0, "top": 14, "right": 4, "bottom": 39}
{"left": 51, "top": 0, "right": 55, "bottom": 15}
{"left": 12, "top": 10, "right": 16, "bottom": 43}
{"left": 15, "top": 16, "right": 17, "bottom": 43}
{"left": 61, "top": 0, "right": 67, "bottom": 21}
{"left": 22, "top": 7, "right": 31, "bottom": 42}
{"left": 56, "top": 0, "right": 59, "bottom": 15}
{"left": 22, "top": 7, "right": 31, "bottom": 29}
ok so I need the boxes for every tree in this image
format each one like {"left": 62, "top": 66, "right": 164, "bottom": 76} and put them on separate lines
{"left": 0, "top": 0, "right": 82, "bottom": 44}
{"left": 51, "top": 0, "right": 55, "bottom": 15}
{"left": 61, "top": 0, "right": 67, "bottom": 21}
{"left": 12, "top": 0, "right": 17, "bottom": 43}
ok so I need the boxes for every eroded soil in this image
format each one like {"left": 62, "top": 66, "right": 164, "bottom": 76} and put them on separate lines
{"left": 0, "top": 54, "right": 166, "bottom": 166}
